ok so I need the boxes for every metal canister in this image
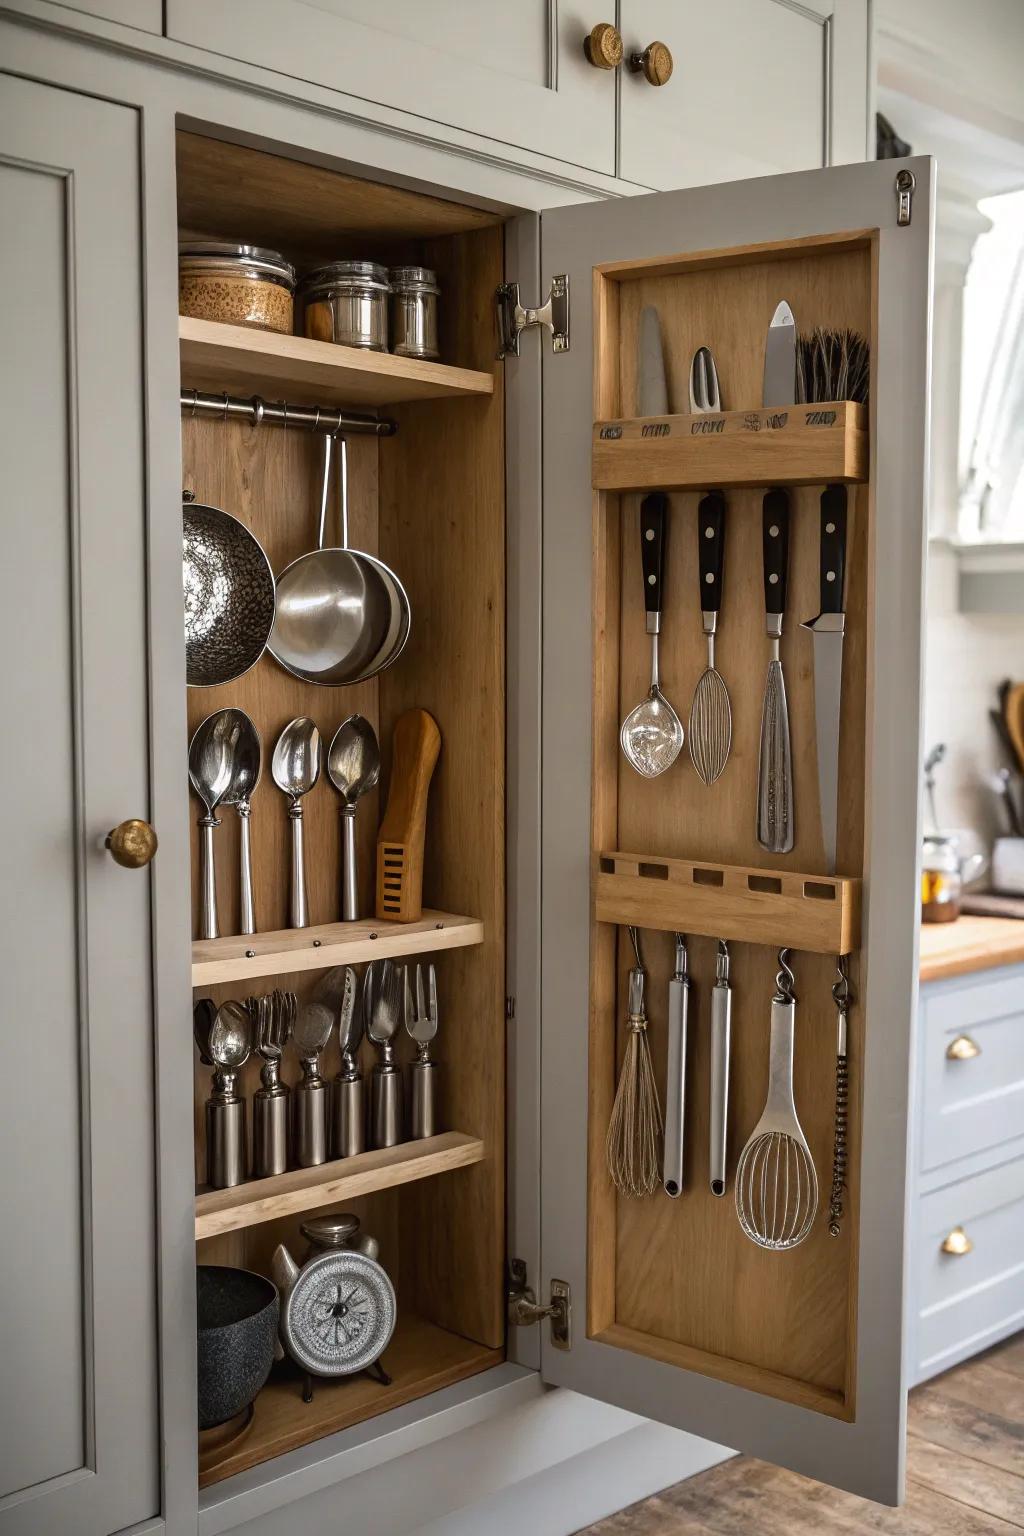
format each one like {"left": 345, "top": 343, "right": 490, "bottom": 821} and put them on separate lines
{"left": 298, "top": 261, "right": 390, "bottom": 351}
{"left": 389, "top": 266, "right": 440, "bottom": 360}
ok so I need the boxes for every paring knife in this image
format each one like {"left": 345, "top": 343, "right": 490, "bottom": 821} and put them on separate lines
{"left": 709, "top": 939, "right": 731, "bottom": 1197}
{"left": 663, "top": 933, "right": 689, "bottom": 1199}
{"left": 763, "top": 300, "right": 797, "bottom": 407}
{"left": 638, "top": 305, "right": 669, "bottom": 417}
{"left": 802, "top": 484, "right": 848, "bottom": 875}
{"left": 757, "top": 490, "right": 794, "bottom": 853}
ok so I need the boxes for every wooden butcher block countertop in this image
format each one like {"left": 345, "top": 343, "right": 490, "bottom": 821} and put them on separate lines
{"left": 920, "top": 915, "right": 1024, "bottom": 983}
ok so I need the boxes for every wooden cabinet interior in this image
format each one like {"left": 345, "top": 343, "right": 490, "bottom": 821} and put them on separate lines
{"left": 177, "top": 130, "right": 507, "bottom": 1484}
{"left": 589, "top": 234, "right": 875, "bottom": 1418}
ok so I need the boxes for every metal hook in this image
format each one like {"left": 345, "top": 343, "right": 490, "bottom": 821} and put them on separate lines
{"left": 310, "top": 406, "right": 321, "bottom": 434}
{"left": 282, "top": 399, "right": 288, "bottom": 434}
{"left": 627, "top": 925, "right": 643, "bottom": 971}
{"left": 251, "top": 395, "right": 265, "bottom": 428}
{"left": 221, "top": 392, "right": 230, "bottom": 421}
{"left": 188, "top": 389, "right": 199, "bottom": 418}
{"left": 775, "top": 947, "right": 796, "bottom": 1002}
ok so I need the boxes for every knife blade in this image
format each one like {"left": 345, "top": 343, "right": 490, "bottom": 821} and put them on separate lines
{"left": 638, "top": 305, "right": 669, "bottom": 417}
{"left": 757, "top": 490, "right": 794, "bottom": 853}
{"left": 663, "top": 933, "right": 689, "bottom": 1199}
{"left": 802, "top": 484, "right": 848, "bottom": 874}
{"left": 762, "top": 300, "right": 797, "bottom": 407}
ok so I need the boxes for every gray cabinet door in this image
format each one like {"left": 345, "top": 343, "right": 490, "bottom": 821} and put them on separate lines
{"left": 536, "top": 156, "right": 932, "bottom": 1504}
{"left": 618, "top": 0, "right": 870, "bottom": 189}
{"left": 0, "top": 72, "right": 158, "bottom": 1536}
{"left": 164, "top": 0, "right": 617, "bottom": 177}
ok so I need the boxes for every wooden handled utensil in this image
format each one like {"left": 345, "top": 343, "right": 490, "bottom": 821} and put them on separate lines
{"left": 375, "top": 708, "right": 441, "bottom": 922}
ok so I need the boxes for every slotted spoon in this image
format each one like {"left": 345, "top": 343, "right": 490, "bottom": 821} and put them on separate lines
{"left": 620, "top": 492, "right": 684, "bottom": 778}
{"left": 735, "top": 951, "right": 818, "bottom": 1251}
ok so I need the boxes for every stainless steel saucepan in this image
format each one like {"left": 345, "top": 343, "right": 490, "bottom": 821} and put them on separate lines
{"left": 269, "top": 434, "right": 410, "bottom": 685}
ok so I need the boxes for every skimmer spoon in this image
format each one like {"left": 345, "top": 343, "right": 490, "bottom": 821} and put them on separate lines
{"left": 620, "top": 493, "right": 684, "bottom": 778}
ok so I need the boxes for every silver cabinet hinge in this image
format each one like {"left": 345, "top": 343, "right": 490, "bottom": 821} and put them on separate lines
{"left": 507, "top": 1259, "right": 571, "bottom": 1349}
{"left": 496, "top": 276, "right": 570, "bottom": 359}
{"left": 895, "top": 169, "right": 916, "bottom": 227}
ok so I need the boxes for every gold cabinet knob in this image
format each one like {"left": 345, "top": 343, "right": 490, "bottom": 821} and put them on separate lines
{"left": 941, "top": 1226, "right": 973, "bottom": 1257}
{"left": 946, "top": 1034, "right": 981, "bottom": 1061}
{"left": 105, "top": 818, "right": 158, "bottom": 869}
{"left": 629, "top": 40, "right": 673, "bottom": 86}
{"left": 583, "top": 22, "right": 623, "bottom": 70}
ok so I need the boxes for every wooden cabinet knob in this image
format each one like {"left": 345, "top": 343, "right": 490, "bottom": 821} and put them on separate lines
{"left": 105, "top": 818, "right": 158, "bottom": 868}
{"left": 584, "top": 22, "right": 623, "bottom": 70}
{"left": 946, "top": 1034, "right": 981, "bottom": 1061}
{"left": 629, "top": 41, "right": 673, "bottom": 86}
{"left": 940, "top": 1226, "right": 973, "bottom": 1257}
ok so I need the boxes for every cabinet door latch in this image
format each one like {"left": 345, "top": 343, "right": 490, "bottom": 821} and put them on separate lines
{"left": 496, "top": 276, "right": 570, "bottom": 359}
{"left": 895, "top": 169, "right": 916, "bottom": 227}
{"left": 507, "top": 1258, "right": 571, "bottom": 1349}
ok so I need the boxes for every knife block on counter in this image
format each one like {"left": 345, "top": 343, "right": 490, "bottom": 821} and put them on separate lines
{"left": 587, "top": 232, "right": 872, "bottom": 1423}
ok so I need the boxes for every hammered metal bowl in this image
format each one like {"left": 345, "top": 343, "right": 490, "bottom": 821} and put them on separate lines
{"left": 196, "top": 1266, "right": 279, "bottom": 1429}
{"left": 183, "top": 501, "right": 276, "bottom": 687}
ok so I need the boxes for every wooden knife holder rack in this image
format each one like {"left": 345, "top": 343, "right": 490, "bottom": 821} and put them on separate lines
{"left": 588, "top": 231, "right": 875, "bottom": 1420}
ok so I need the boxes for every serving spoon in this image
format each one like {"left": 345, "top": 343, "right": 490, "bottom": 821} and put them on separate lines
{"left": 272, "top": 718, "right": 321, "bottom": 929}
{"left": 189, "top": 710, "right": 240, "bottom": 939}
{"left": 219, "top": 710, "right": 262, "bottom": 935}
{"left": 328, "top": 715, "right": 381, "bottom": 921}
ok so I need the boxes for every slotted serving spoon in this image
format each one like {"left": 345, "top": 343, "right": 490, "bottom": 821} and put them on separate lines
{"left": 620, "top": 493, "right": 684, "bottom": 778}
{"left": 735, "top": 950, "right": 818, "bottom": 1251}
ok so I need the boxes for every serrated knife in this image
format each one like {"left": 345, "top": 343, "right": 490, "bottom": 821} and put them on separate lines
{"left": 763, "top": 300, "right": 797, "bottom": 407}
{"left": 757, "top": 490, "right": 794, "bottom": 852}
{"left": 638, "top": 305, "right": 669, "bottom": 417}
{"left": 802, "top": 484, "right": 848, "bottom": 874}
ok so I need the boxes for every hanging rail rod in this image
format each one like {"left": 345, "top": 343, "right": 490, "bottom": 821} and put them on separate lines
{"left": 179, "top": 389, "right": 398, "bottom": 437}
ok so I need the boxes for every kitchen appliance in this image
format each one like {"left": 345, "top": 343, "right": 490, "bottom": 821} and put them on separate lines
{"left": 688, "top": 492, "right": 732, "bottom": 784}
{"left": 182, "top": 496, "right": 276, "bottom": 689}
{"left": 270, "top": 433, "right": 410, "bottom": 687}
{"left": 327, "top": 715, "right": 381, "bottom": 922}
{"left": 735, "top": 952, "right": 818, "bottom": 1251}
{"left": 272, "top": 1214, "right": 396, "bottom": 1392}
{"left": 709, "top": 940, "right": 732, "bottom": 1197}
{"left": 271, "top": 717, "right": 321, "bottom": 930}
{"left": 802, "top": 484, "right": 848, "bottom": 875}
{"left": 662, "top": 933, "right": 690, "bottom": 1199}
{"left": 756, "top": 490, "right": 794, "bottom": 852}
{"left": 407, "top": 963, "right": 439, "bottom": 1140}
{"left": 619, "top": 493, "right": 684, "bottom": 778}
{"left": 375, "top": 709, "right": 441, "bottom": 922}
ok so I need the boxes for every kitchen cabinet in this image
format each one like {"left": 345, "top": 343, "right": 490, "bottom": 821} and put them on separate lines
{"left": 618, "top": 0, "right": 871, "bottom": 188}
{"left": 55, "top": 0, "right": 161, "bottom": 30}
{"left": 0, "top": 72, "right": 158, "bottom": 1536}
{"left": 1, "top": 12, "right": 933, "bottom": 1533}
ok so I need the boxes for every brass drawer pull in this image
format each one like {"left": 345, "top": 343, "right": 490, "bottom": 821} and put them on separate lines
{"left": 941, "top": 1226, "right": 973, "bottom": 1257}
{"left": 105, "top": 818, "right": 158, "bottom": 868}
{"left": 946, "top": 1034, "right": 981, "bottom": 1061}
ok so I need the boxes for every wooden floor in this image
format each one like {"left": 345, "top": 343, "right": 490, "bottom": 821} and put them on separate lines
{"left": 579, "top": 1334, "right": 1024, "bottom": 1534}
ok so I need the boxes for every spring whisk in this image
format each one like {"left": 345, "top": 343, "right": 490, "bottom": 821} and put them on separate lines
{"left": 828, "top": 955, "right": 852, "bottom": 1236}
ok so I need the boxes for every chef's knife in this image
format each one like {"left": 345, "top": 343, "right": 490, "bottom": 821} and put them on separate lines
{"left": 802, "top": 484, "right": 848, "bottom": 874}
{"left": 762, "top": 300, "right": 797, "bottom": 407}
{"left": 757, "top": 490, "right": 794, "bottom": 853}
{"left": 662, "top": 933, "right": 689, "bottom": 1199}
{"left": 638, "top": 305, "right": 669, "bottom": 417}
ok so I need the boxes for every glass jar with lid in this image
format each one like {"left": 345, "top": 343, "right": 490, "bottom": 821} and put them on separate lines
{"left": 921, "top": 834, "right": 987, "bottom": 923}
{"left": 389, "top": 266, "right": 440, "bottom": 360}
{"left": 297, "top": 261, "right": 391, "bottom": 351}
{"left": 178, "top": 242, "right": 296, "bottom": 334}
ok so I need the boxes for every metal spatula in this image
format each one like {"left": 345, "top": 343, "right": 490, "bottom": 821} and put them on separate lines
{"left": 688, "top": 493, "right": 732, "bottom": 784}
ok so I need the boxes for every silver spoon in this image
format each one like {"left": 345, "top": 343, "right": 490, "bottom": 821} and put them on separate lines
{"left": 327, "top": 715, "right": 381, "bottom": 922}
{"left": 272, "top": 717, "right": 321, "bottom": 929}
{"left": 188, "top": 710, "right": 240, "bottom": 940}
{"left": 620, "top": 494, "right": 684, "bottom": 778}
{"left": 220, "top": 710, "right": 262, "bottom": 936}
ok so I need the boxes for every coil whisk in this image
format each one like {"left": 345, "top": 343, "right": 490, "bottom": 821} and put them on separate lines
{"left": 828, "top": 956, "right": 852, "bottom": 1237}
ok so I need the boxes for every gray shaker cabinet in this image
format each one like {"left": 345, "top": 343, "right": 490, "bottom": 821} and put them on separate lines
{"left": 0, "top": 71, "right": 159, "bottom": 1536}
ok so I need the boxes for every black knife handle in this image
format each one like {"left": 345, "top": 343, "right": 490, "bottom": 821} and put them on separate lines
{"left": 818, "top": 484, "right": 847, "bottom": 615}
{"left": 697, "top": 492, "right": 726, "bottom": 614}
{"left": 640, "top": 493, "right": 668, "bottom": 626}
{"left": 762, "top": 490, "right": 790, "bottom": 616}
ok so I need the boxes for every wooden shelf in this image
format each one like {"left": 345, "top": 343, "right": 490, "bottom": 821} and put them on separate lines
{"left": 192, "top": 910, "right": 484, "bottom": 987}
{"left": 179, "top": 315, "right": 495, "bottom": 409}
{"left": 594, "top": 852, "right": 861, "bottom": 955}
{"left": 195, "top": 1132, "right": 486, "bottom": 1239}
{"left": 592, "top": 401, "right": 867, "bottom": 492}
{"left": 198, "top": 1314, "right": 501, "bottom": 1488}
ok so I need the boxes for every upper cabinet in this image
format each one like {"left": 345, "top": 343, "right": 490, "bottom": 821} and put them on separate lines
{"left": 56, "top": 0, "right": 161, "bottom": 31}
{"left": 164, "top": 0, "right": 618, "bottom": 178}
{"left": 617, "top": 0, "right": 870, "bottom": 189}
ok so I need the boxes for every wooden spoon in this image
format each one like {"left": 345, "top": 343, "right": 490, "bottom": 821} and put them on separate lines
{"left": 1004, "top": 683, "right": 1024, "bottom": 777}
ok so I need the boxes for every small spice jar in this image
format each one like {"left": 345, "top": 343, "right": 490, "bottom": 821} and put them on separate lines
{"left": 298, "top": 261, "right": 390, "bottom": 351}
{"left": 178, "top": 243, "right": 296, "bottom": 334}
{"left": 388, "top": 266, "right": 440, "bottom": 360}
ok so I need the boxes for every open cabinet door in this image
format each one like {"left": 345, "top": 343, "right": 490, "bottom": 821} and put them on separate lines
{"left": 537, "top": 156, "right": 933, "bottom": 1505}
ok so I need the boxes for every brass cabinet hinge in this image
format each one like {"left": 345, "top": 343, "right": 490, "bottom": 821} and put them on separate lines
{"left": 496, "top": 276, "right": 570, "bottom": 359}
{"left": 895, "top": 169, "right": 916, "bottom": 227}
{"left": 507, "top": 1258, "right": 571, "bottom": 1349}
